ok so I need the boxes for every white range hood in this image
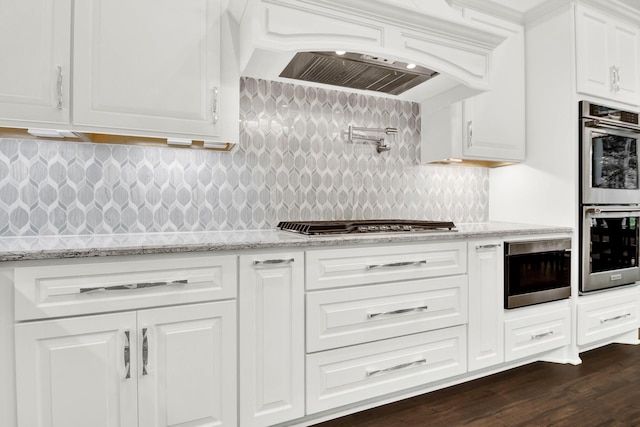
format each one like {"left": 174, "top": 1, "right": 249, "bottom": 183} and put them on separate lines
{"left": 235, "top": 0, "right": 507, "bottom": 110}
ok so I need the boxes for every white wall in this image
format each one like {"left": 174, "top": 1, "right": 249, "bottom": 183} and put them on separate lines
{"left": 490, "top": 4, "right": 578, "bottom": 228}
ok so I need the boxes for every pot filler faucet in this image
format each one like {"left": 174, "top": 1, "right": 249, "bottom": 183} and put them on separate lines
{"left": 347, "top": 125, "right": 397, "bottom": 153}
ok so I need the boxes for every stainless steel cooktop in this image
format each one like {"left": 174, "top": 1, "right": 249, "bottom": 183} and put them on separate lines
{"left": 277, "top": 220, "right": 456, "bottom": 235}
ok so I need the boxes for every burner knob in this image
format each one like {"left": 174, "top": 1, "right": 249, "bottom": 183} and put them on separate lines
{"left": 402, "top": 225, "right": 413, "bottom": 231}
{"left": 369, "top": 225, "right": 379, "bottom": 231}
{"left": 390, "top": 225, "right": 400, "bottom": 231}
{"left": 357, "top": 226, "right": 368, "bottom": 232}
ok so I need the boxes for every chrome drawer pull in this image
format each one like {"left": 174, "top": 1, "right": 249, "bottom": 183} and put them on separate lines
{"left": 79, "top": 279, "right": 188, "bottom": 294}
{"left": 142, "top": 328, "right": 149, "bottom": 376}
{"left": 252, "top": 258, "right": 295, "bottom": 266}
{"left": 367, "top": 305, "right": 429, "bottom": 319}
{"left": 531, "top": 331, "right": 554, "bottom": 340}
{"left": 56, "top": 66, "right": 63, "bottom": 110}
{"left": 600, "top": 313, "right": 631, "bottom": 324}
{"left": 123, "top": 330, "right": 131, "bottom": 380}
{"left": 366, "top": 260, "right": 427, "bottom": 270}
{"left": 366, "top": 358, "right": 427, "bottom": 377}
{"left": 212, "top": 87, "right": 219, "bottom": 124}
{"left": 476, "top": 244, "right": 500, "bottom": 250}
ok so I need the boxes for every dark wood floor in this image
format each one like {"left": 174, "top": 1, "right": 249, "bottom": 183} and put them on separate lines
{"left": 314, "top": 341, "right": 640, "bottom": 427}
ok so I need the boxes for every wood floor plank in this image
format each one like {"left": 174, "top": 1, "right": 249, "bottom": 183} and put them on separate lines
{"left": 313, "top": 342, "right": 640, "bottom": 426}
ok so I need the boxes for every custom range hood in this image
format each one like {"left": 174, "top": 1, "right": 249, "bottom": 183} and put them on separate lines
{"left": 234, "top": 0, "right": 508, "bottom": 110}
{"left": 280, "top": 51, "right": 439, "bottom": 96}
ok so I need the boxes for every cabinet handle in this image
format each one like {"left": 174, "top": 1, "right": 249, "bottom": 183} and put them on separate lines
{"left": 252, "top": 258, "right": 294, "bottom": 266}
{"left": 610, "top": 65, "right": 620, "bottom": 93}
{"left": 467, "top": 120, "right": 473, "bottom": 148}
{"left": 600, "top": 313, "right": 631, "bottom": 324}
{"left": 367, "top": 305, "right": 429, "bottom": 319}
{"left": 366, "top": 260, "right": 427, "bottom": 270}
{"left": 79, "top": 279, "right": 188, "bottom": 294}
{"left": 476, "top": 244, "right": 500, "bottom": 250}
{"left": 56, "top": 66, "right": 63, "bottom": 110}
{"left": 531, "top": 331, "right": 554, "bottom": 340}
{"left": 123, "top": 330, "right": 131, "bottom": 380}
{"left": 366, "top": 358, "right": 427, "bottom": 377}
{"left": 142, "top": 328, "right": 149, "bottom": 376}
{"left": 212, "top": 87, "right": 219, "bottom": 124}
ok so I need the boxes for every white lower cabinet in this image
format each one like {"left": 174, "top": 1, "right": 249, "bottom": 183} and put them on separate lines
{"left": 504, "top": 306, "right": 571, "bottom": 362}
{"left": 306, "top": 275, "right": 468, "bottom": 352}
{"left": 467, "top": 240, "right": 504, "bottom": 371}
{"left": 577, "top": 288, "right": 640, "bottom": 346}
{"left": 239, "top": 252, "right": 305, "bottom": 427}
{"left": 306, "top": 326, "right": 467, "bottom": 414}
{"left": 15, "top": 301, "right": 236, "bottom": 427}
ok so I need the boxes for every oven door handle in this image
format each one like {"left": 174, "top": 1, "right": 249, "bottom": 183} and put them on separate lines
{"left": 584, "top": 118, "right": 640, "bottom": 133}
{"left": 586, "top": 206, "right": 640, "bottom": 214}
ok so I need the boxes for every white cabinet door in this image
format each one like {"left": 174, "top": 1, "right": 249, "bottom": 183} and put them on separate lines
{"left": 306, "top": 326, "right": 467, "bottom": 414}
{"left": 239, "top": 252, "right": 305, "bottom": 427}
{"left": 610, "top": 20, "right": 640, "bottom": 103}
{"left": 576, "top": 4, "right": 640, "bottom": 105}
{"left": 461, "top": 11, "right": 525, "bottom": 162}
{"left": 467, "top": 241, "right": 504, "bottom": 371}
{"left": 15, "top": 301, "right": 236, "bottom": 427}
{"left": 138, "top": 302, "right": 237, "bottom": 427}
{"left": 15, "top": 312, "right": 138, "bottom": 427}
{"left": 577, "top": 289, "right": 640, "bottom": 346}
{"left": 421, "top": 10, "right": 524, "bottom": 164}
{"left": 0, "top": 0, "right": 71, "bottom": 126}
{"left": 73, "top": 0, "right": 222, "bottom": 138}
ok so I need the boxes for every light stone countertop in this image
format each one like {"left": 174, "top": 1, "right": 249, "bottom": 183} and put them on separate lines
{"left": 0, "top": 222, "right": 573, "bottom": 262}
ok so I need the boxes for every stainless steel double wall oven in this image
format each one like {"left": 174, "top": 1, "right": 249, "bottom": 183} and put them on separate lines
{"left": 580, "top": 101, "right": 640, "bottom": 293}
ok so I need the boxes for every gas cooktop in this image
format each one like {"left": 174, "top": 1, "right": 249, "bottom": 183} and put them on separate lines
{"left": 277, "top": 220, "right": 456, "bottom": 235}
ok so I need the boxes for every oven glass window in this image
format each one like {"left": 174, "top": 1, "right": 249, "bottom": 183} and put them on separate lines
{"left": 506, "top": 251, "right": 571, "bottom": 295}
{"left": 591, "top": 133, "right": 638, "bottom": 190}
{"left": 590, "top": 216, "right": 639, "bottom": 273}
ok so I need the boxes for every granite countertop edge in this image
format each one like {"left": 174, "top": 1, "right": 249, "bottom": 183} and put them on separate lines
{"left": 0, "top": 222, "right": 573, "bottom": 262}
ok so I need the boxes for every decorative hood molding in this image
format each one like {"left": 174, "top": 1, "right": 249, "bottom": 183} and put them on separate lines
{"left": 237, "top": 0, "right": 507, "bottom": 110}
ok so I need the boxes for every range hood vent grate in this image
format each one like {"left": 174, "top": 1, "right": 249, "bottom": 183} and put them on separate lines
{"left": 280, "top": 52, "right": 439, "bottom": 95}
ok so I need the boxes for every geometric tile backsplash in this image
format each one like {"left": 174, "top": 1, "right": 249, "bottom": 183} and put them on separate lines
{"left": 0, "top": 77, "right": 489, "bottom": 236}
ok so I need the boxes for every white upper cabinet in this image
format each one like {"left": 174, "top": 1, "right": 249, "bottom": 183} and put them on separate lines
{"left": 0, "top": 0, "right": 71, "bottom": 127}
{"left": 421, "top": 9, "right": 525, "bottom": 165}
{"left": 0, "top": 0, "right": 239, "bottom": 143}
{"left": 73, "top": 0, "right": 224, "bottom": 139}
{"left": 575, "top": 3, "right": 640, "bottom": 106}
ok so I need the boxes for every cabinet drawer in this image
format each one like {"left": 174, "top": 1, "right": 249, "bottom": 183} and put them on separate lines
{"left": 306, "top": 242, "right": 467, "bottom": 290}
{"left": 306, "top": 325, "right": 466, "bottom": 414}
{"left": 577, "top": 290, "right": 640, "bottom": 346}
{"left": 504, "top": 307, "right": 570, "bottom": 362}
{"left": 306, "top": 275, "right": 467, "bottom": 352}
{"left": 14, "top": 253, "right": 237, "bottom": 321}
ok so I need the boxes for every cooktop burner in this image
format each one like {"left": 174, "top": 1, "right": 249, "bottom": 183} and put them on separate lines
{"left": 277, "top": 220, "right": 456, "bottom": 235}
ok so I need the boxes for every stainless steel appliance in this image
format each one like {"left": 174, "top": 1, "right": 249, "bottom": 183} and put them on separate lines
{"left": 277, "top": 220, "right": 456, "bottom": 235}
{"left": 580, "top": 101, "right": 640, "bottom": 205}
{"left": 581, "top": 205, "right": 640, "bottom": 292}
{"left": 579, "top": 101, "right": 640, "bottom": 293}
{"left": 504, "top": 238, "right": 572, "bottom": 309}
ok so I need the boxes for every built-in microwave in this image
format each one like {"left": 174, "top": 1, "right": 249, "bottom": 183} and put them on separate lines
{"left": 504, "top": 238, "right": 572, "bottom": 309}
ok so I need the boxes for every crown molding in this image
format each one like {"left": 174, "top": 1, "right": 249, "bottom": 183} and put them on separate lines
{"left": 449, "top": 0, "right": 640, "bottom": 26}
{"left": 447, "top": 0, "right": 525, "bottom": 25}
